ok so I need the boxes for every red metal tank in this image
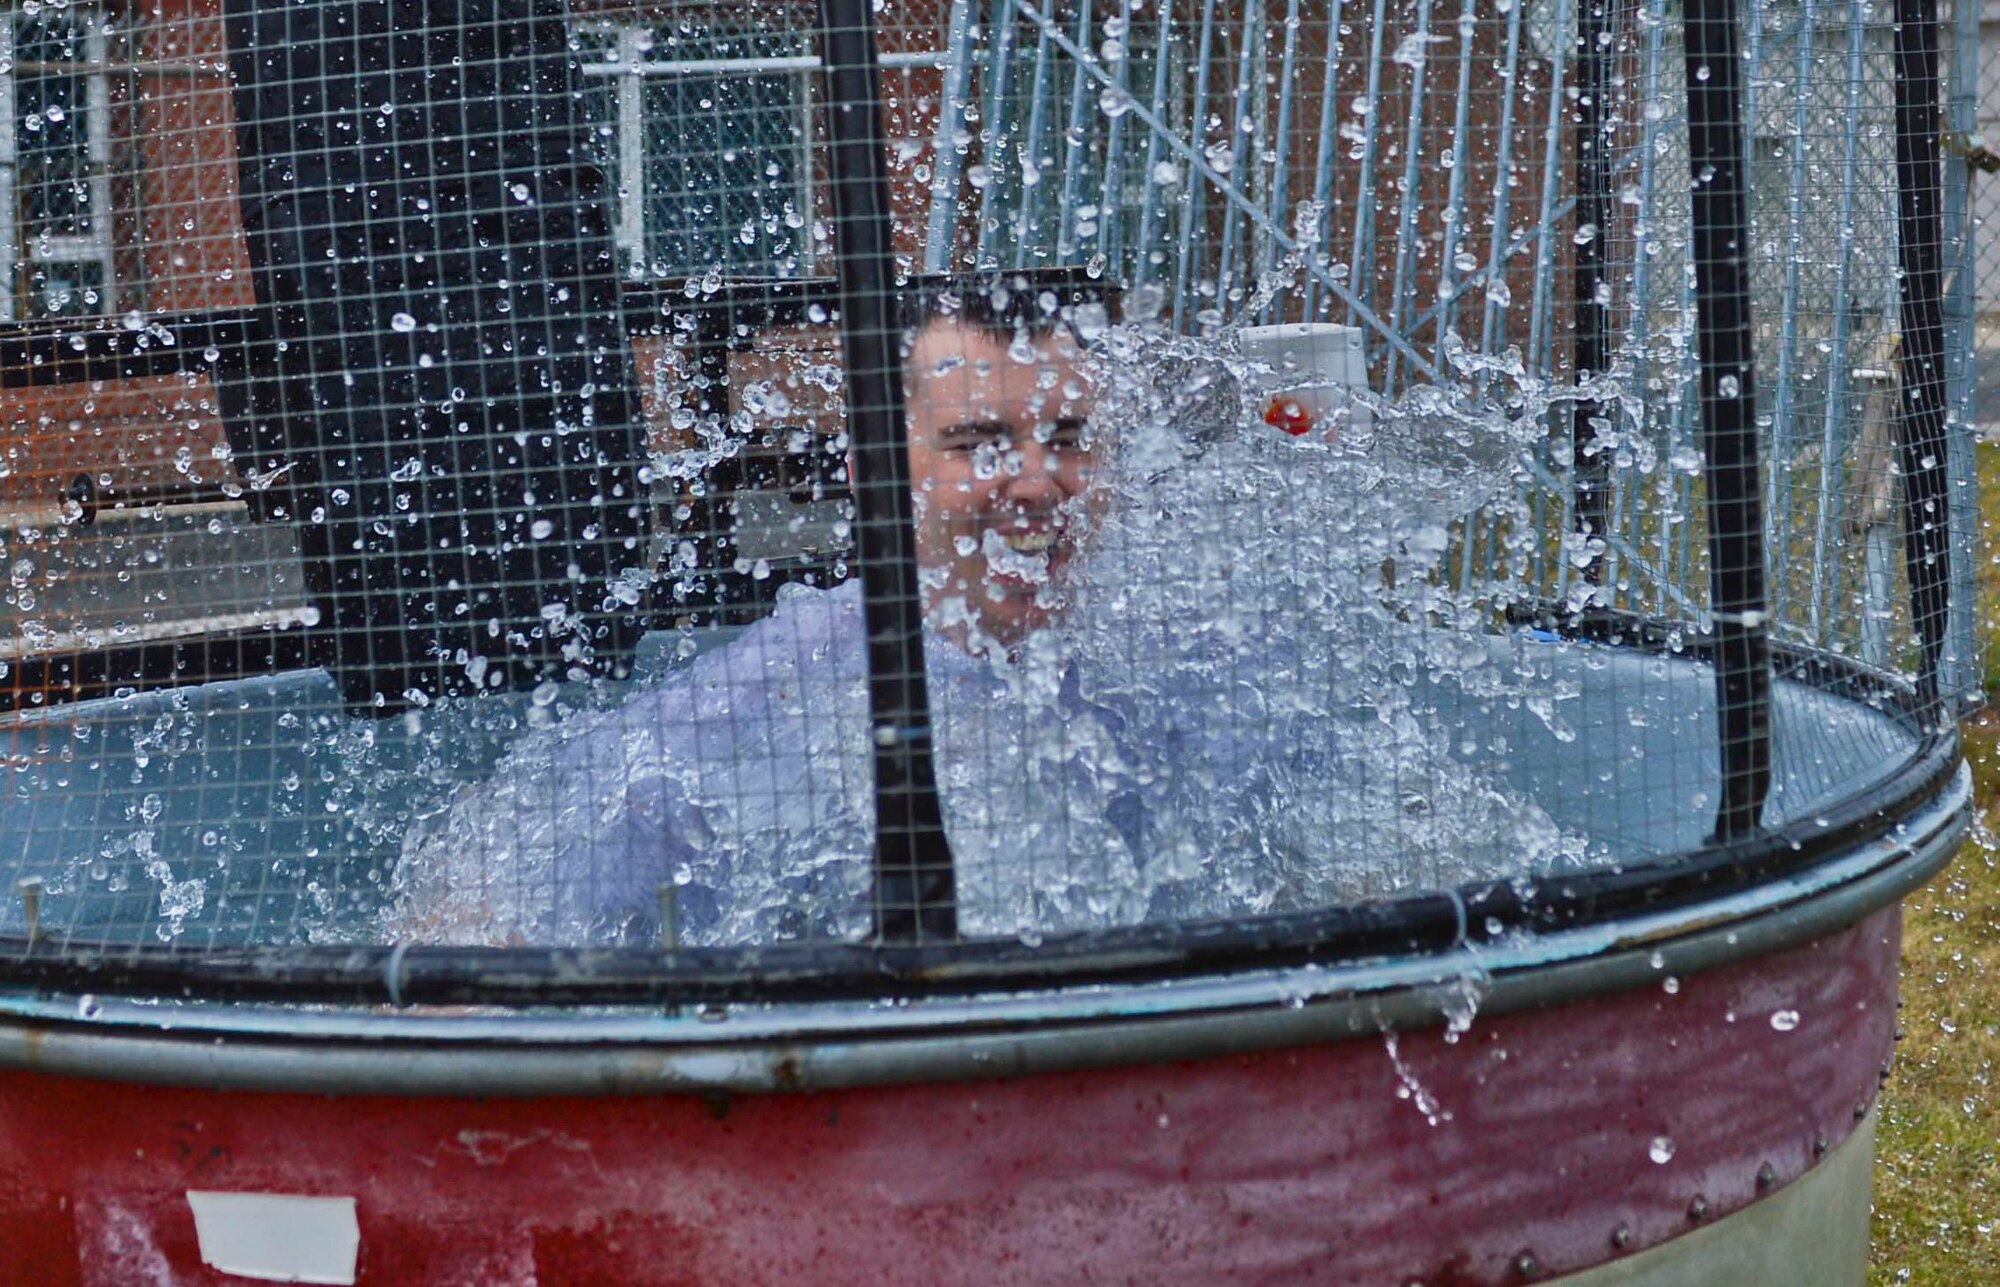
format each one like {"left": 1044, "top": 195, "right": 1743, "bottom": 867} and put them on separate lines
{"left": 0, "top": 867, "right": 1951, "bottom": 1283}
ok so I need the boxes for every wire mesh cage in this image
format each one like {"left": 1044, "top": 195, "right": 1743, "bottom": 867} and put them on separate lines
{"left": 0, "top": 0, "right": 1971, "bottom": 1008}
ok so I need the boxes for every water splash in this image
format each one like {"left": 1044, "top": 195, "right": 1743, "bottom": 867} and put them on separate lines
{"left": 386, "top": 322, "right": 1592, "bottom": 947}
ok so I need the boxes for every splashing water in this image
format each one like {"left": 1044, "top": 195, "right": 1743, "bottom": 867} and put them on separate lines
{"left": 2, "top": 317, "right": 1610, "bottom": 949}
{"left": 385, "top": 321, "right": 1589, "bottom": 948}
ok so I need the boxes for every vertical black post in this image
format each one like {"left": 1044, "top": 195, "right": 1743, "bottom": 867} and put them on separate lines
{"left": 1893, "top": 0, "right": 1954, "bottom": 717}
{"left": 817, "top": 0, "right": 958, "bottom": 941}
{"left": 1571, "top": 0, "right": 1613, "bottom": 595}
{"left": 1684, "top": 0, "right": 1772, "bottom": 840}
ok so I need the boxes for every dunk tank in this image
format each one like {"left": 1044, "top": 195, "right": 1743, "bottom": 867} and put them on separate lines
{"left": 0, "top": 0, "right": 1980, "bottom": 1281}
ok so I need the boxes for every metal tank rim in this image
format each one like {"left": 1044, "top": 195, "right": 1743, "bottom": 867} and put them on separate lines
{"left": 0, "top": 754, "right": 1963, "bottom": 1097}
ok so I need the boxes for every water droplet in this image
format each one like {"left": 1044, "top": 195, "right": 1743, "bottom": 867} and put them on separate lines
{"left": 1648, "top": 1135, "right": 1676, "bottom": 1164}
{"left": 1770, "top": 1009, "right": 1800, "bottom": 1032}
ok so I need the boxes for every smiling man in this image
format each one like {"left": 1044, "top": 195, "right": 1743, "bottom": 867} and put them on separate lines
{"left": 390, "top": 278, "right": 1125, "bottom": 946}
{"left": 902, "top": 288, "right": 1104, "bottom": 651}
{"left": 389, "top": 278, "right": 1575, "bottom": 949}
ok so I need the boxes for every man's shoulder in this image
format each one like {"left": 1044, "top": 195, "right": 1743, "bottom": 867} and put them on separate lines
{"left": 754, "top": 577, "right": 864, "bottom": 646}
{"left": 703, "top": 578, "right": 867, "bottom": 681}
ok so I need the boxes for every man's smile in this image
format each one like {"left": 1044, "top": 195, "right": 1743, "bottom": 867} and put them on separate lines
{"left": 998, "top": 528, "right": 1060, "bottom": 555}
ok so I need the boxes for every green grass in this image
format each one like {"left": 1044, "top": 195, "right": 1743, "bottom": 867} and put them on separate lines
{"left": 1869, "top": 441, "right": 2000, "bottom": 1283}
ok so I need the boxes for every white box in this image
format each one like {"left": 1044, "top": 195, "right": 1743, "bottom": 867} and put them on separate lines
{"left": 1237, "top": 323, "right": 1372, "bottom": 439}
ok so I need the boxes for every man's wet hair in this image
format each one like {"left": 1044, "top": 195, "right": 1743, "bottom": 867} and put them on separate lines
{"left": 900, "top": 269, "right": 1119, "bottom": 351}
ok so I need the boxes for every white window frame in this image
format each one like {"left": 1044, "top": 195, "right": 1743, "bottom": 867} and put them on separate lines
{"left": 579, "top": 22, "right": 819, "bottom": 279}
{"left": 578, "top": 22, "right": 944, "bottom": 279}
{"left": 0, "top": 5, "right": 115, "bottom": 323}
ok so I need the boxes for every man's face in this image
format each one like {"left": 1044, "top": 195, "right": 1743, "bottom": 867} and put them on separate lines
{"left": 904, "top": 321, "right": 1100, "bottom": 648}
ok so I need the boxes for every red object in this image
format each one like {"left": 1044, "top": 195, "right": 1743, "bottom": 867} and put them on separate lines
{"left": 1264, "top": 396, "right": 1315, "bottom": 436}
{"left": 0, "top": 909, "right": 1896, "bottom": 1284}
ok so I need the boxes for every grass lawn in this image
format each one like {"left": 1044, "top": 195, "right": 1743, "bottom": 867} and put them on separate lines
{"left": 1869, "top": 440, "right": 2000, "bottom": 1282}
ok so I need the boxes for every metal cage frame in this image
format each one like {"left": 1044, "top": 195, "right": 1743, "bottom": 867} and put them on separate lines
{"left": 0, "top": 0, "right": 1973, "bottom": 1013}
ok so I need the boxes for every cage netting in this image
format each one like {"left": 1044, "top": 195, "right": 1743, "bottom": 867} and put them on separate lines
{"left": 0, "top": 0, "right": 1972, "bottom": 1002}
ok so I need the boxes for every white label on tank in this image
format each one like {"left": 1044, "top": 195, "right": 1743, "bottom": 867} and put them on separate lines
{"left": 185, "top": 1191, "right": 360, "bottom": 1285}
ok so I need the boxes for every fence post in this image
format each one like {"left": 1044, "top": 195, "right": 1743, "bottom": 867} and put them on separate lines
{"left": 1894, "top": 0, "right": 1957, "bottom": 720}
{"left": 1684, "top": 0, "right": 1774, "bottom": 839}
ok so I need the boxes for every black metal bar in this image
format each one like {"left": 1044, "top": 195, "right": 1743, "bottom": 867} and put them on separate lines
{"left": 0, "top": 285, "right": 831, "bottom": 390}
{"left": 1571, "top": 0, "right": 1613, "bottom": 593}
{"left": 815, "top": 0, "right": 958, "bottom": 942}
{"left": 1893, "top": 0, "right": 1954, "bottom": 717}
{"left": 1683, "top": 0, "right": 1772, "bottom": 841}
{"left": 0, "top": 309, "right": 262, "bottom": 388}
{"left": 0, "top": 628, "right": 315, "bottom": 716}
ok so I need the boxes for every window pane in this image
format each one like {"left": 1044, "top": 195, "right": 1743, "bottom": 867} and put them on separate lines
{"left": 570, "top": 21, "right": 812, "bottom": 281}
{"left": 15, "top": 7, "right": 88, "bottom": 63}
{"left": 15, "top": 11, "right": 94, "bottom": 245}
{"left": 642, "top": 68, "right": 807, "bottom": 277}
{"left": 26, "top": 258, "right": 103, "bottom": 319}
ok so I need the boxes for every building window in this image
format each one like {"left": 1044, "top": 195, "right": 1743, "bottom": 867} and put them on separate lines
{"left": 580, "top": 21, "right": 818, "bottom": 281}
{"left": 0, "top": 4, "right": 114, "bottom": 321}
